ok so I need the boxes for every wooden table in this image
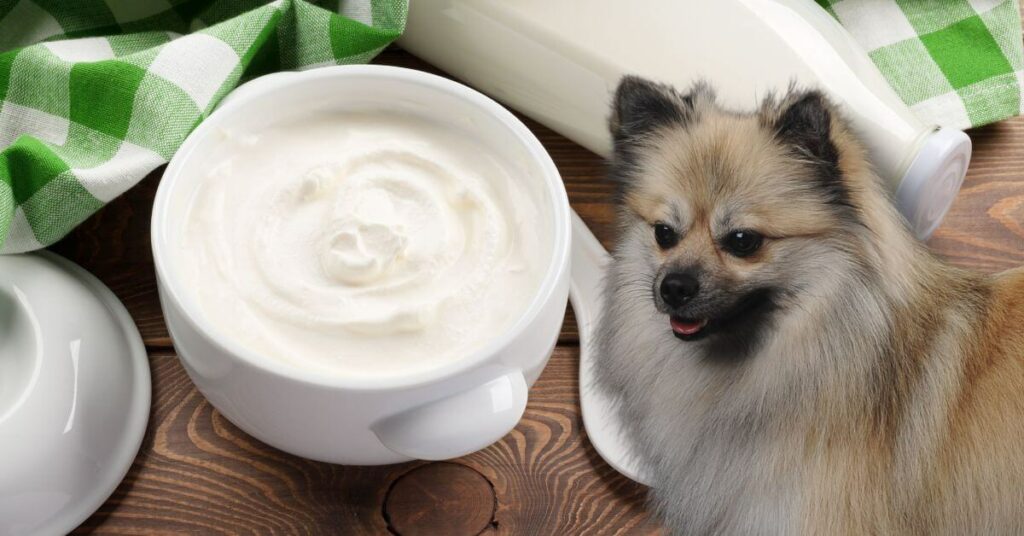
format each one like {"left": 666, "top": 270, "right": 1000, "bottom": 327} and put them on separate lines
{"left": 65, "top": 49, "right": 1024, "bottom": 535}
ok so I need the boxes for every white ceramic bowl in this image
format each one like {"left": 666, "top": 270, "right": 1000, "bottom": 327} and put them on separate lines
{"left": 152, "top": 65, "right": 571, "bottom": 465}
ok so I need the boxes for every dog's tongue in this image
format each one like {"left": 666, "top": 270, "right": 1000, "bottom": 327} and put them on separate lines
{"left": 671, "top": 317, "right": 707, "bottom": 336}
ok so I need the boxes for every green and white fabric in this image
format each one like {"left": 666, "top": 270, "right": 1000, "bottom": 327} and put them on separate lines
{"left": 0, "top": 0, "right": 405, "bottom": 253}
{"left": 819, "top": 0, "right": 1024, "bottom": 129}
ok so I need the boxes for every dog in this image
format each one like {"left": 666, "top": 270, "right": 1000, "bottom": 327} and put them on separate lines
{"left": 594, "top": 76, "right": 1024, "bottom": 535}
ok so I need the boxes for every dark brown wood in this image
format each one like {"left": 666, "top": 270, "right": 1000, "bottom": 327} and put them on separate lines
{"left": 383, "top": 463, "right": 497, "bottom": 535}
{"left": 929, "top": 120, "right": 1024, "bottom": 271}
{"left": 59, "top": 47, "right": 1023, "bottom": 535}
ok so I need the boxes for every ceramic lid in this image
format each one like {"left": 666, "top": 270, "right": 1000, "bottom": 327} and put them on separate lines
{"left": 0, "top": 252, "right": 150, "bottom": 536}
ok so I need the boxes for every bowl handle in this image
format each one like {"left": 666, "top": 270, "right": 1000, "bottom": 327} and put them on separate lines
{"left": 371, "top": 370, "right": 528, "bottom": 460}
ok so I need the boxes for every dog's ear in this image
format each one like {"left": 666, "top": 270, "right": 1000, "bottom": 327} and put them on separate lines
{"left": 770, "top": 90, "right": 840, "bottom": 176}
{"left": 609, "top": 77, "right": 709, "bottom": 179}
{"left": 768, "top": 90, "right": 847, "bottom": 205}
{"left": 610, "top": 76, "right": 702, "bottom": 143}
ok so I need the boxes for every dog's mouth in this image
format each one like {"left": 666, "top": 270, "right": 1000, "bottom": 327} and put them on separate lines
{"left": 669, "top": 316, "right": 709, "bottom": 341}
{"left": 666, "top": 288, "right": 780, "bottom": 344}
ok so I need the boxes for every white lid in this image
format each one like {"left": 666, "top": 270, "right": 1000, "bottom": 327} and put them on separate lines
{"left": 0, "top": 252, "right": 150, "bottom": 536}
{"left": 895, "top": 128, "right": 972, "bottom": 240}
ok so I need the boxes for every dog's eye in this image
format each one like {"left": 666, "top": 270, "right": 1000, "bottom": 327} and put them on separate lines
{"left": 722, "top": 230, "right": 763, "bottom": 257}
{"left": 653, "top": 223, "right": 679, "bottom": 249}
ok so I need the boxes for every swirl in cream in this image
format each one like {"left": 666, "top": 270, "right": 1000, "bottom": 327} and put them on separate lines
{"left": 179, "top": 112, "right": 547, "bottom": 377}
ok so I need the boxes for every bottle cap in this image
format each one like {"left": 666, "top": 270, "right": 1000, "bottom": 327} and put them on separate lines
{"left": 895, "top": 128, "right": 972, "bottom": 240}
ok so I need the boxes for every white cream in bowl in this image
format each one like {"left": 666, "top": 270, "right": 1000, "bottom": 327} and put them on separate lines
{"left": 179, "top": 111, "right": 547, "bottom": 378}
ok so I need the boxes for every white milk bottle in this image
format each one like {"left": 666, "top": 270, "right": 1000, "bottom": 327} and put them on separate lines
{"left": 399, "top": 0, "right": 972, "bottom": 239}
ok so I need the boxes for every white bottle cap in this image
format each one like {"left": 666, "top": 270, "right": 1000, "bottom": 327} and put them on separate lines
{"left": 894, "top": 128, "right": 972, "bottom": 240}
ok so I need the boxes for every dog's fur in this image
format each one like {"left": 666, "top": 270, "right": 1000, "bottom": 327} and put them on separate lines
{"left": 595, "top": 76, "right": 1024, "bottom": 535}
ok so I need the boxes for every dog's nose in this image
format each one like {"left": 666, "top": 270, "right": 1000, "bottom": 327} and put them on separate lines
{"left": 660, "top": 273, "right": 699, "bottom": 307}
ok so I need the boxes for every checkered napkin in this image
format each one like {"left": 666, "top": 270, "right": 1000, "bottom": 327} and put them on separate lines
{"left": 0, "top": 0, "right": 405, "bottom": 253}
{"left": 819, "top": 0, "right": 1024, "bottom": 128}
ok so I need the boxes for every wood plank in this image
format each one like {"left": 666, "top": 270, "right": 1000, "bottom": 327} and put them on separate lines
{"left": 384, "top": 462, "right": 497, "bottom": 535}
{"left": 73, "top": 347, "right": 657, "bottom": 534}
{"left": 929, "top": 121, "right": 1024, "bottom": 271}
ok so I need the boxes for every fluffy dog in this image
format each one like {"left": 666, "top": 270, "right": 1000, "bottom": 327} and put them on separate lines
{"left": 594, "top": 76, "right": 1024, "bottom": 535}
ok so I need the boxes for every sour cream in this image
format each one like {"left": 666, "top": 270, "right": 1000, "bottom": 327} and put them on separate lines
{"left": 179, "top": 112, "right": 546, "bottom": 378}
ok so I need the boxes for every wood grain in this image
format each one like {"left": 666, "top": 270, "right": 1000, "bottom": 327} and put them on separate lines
{"left": 383, "top": 463, "right": 497, "bottom": 535}
{"left": 59, "top": 47, "right": 1024, "bottom": 535}
{"left": 930, "top": 121, "right": 1024, "bottom": 271}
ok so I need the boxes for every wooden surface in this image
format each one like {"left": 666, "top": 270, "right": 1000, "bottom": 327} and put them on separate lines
{"left": 61, "top": 49, "right": 1024, "bottom": 534}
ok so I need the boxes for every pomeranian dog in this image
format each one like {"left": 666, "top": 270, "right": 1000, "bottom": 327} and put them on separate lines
{"left": 595, "top": 76, "right": 1024, "bottom": 535}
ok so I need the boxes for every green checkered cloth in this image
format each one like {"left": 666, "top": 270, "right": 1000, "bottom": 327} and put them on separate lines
{"left": 819, "top": 0, "right": 1024, "bottom": 128}
{"left": 0, "top": 0, "right": 405, "bottom": 253}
